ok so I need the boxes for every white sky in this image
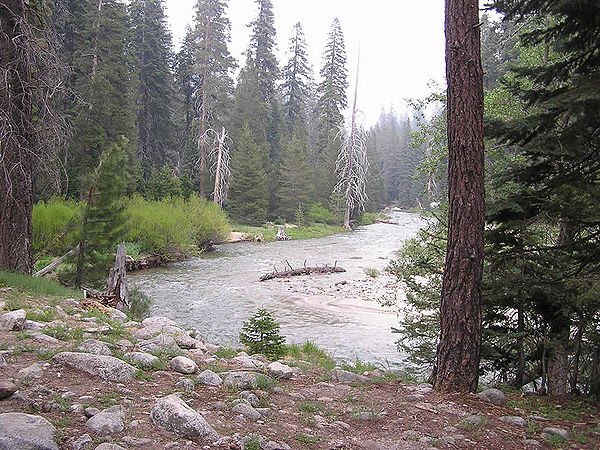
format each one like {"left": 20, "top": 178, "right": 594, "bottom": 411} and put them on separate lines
{"left": 164, "top": 0, "right": 446, "bottom": 127}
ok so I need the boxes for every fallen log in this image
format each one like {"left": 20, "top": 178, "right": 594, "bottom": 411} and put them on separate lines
{"left": 34, "top": 245, "right": 79, "bottom": 277}
{"left": 275, "top": 225, "right": 291, "bottom": 241}
{"left": 259, "top": 263, "right": 346, "bottom": 281}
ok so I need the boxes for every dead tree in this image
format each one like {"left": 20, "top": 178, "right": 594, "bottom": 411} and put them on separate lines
{"left": 106, "top": 243, "right": 129, "bottom": 310}
{"left": 334, "top": 47, "right": 368, "bottom": 230}
{"left": 208, "top": 127, "right": 232, "bottom": 207}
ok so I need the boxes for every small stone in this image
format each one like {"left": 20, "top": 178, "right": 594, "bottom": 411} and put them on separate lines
{"left": 72, "top": 433, "right": 92, "bottom": 450}
{"left": 150, "top": 394, "right": 219, "bottom": 442}
{"left": 0, "top": 381, "right": 18, "bottom": 400}
{"left": 95, "top": 444, "right": 126, "bottom": 450}
{"left": 263, "top": 440, "right": 291, "bottom": 450}
{"left": 31, "top": 333, "right": 60, "bottom": 345}
{"left": 462, "top": 415, "right": 487, "bottom": 426}
{"left": 331, "top": 369, "right": 369, "bottom": 384}
{"left": 477, "top": 388, "right": 506, "bottom": 406}
{"left": 17, "top": 363, "right": 44, "bottom": 380}
{"left": 272, "top": 387, "right": 284, "bottom": 395}
{"left": 79, "top": 395, "right": 95, "bottom": 404}
{"left": 123, "top": 351, "right": 160, "bottom": 370}
{"left": 0, "top": 309, "right": 26, "bottom": 331}
{"left": 231, "top": 403, "right": 261, "bottom": 421}
{"left": 222, "top": 371, "right": 259, "bottom": 390}
{"left": 121, "top": 435, "right": 154, "bottom": 447}
{"left": 541, "top": 427, "right": 569, "bottom": 440}
{"left": 267, "top": 361, "right": 294, "bottom": 380}
{"left": 333, "top": 420, "right": 351, "bottom": 430}
{"left": 170, "top": 356, "right": 198, "bottom": 374}
{"left": 175, "top": 377, "right": 195, "bottom": 392}
{"left": 196, "top": 369, "right": 222, "bottom": 386}
{"left": 77, "top": 339, "right": 112, "bottom": 356}
{"left": 54, "top": 305, "right": 67, "bottom": 317}
{"left": 86, "top": 412, "right": 124, "bottom": 435}
{"left": 213, "top": 401, "right": 227, "bottom": 411}
{"left": 500, "top": 416, "right": 527, "bottom": 427}
{"left": 524, "top": 439, "right": 541, "bottom": 447}
{"left": 239, "top": 391, "right": 260, "bottom": 407}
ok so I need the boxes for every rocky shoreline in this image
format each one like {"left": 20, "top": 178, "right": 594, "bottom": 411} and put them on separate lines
{"left": 0, "top": 292, "right": 598, "bottom": 449}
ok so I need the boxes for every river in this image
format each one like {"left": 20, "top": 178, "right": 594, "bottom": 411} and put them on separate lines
{"left": 130, "top": 211, "right": 426, "bottom": 368}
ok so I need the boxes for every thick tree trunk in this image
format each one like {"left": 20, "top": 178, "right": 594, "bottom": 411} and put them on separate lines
{"left": 547, "top": 317, "right": 570, "bottom": 395}
{"left": 0, "top": 0, "right": 34, "bottom": 274}
{"left": 434, "top": 0, "right": 484, "bottom": 393}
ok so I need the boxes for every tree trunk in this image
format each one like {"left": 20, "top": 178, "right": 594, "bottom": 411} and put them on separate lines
{"left": 106, "top": 243, "right": 128, "bottom": 310}
{"left": 547, "top": 318, "right": 569, "bottom": 395}
{"left": 0, "top": 0, "right": 35, "bottom": 274}
{"left": 434, "top": 0, "right": 485, "bottom": 393}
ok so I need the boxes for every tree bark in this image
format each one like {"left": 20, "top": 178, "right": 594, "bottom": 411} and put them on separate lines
{"left": 434, "top": 0, "right": 485, "bottom": 393}
{"left": 0, "top": 0, "right": 35, "bottom": 274}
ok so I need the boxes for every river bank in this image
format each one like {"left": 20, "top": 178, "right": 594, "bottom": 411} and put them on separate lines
{"left": 1, "top": 287, "right": 597, "bottom": 449}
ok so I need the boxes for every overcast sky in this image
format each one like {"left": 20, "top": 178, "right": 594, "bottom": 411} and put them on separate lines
{"left": 164, "top": 0, "right": 446, "bottom": 127}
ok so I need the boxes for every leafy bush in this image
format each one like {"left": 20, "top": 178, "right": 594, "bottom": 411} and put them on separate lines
{"left": 359, "top": 212, "right": 378, "bottom": 225}
{"left": 308, "top": 203, "right": 334, "bottom": 224}
{"left": 364, "top": 267, "right": 380, "bottom": 278}
{"left": 187, "top": 195, "right": 230, "bottom": 248}
{"left": 239, "top": 309, "right": 286, "bottom": 360}
{"left": 32, "top": 199, "right": 82, "bottom": 256}
{"left": 124, "top": 285, "right": 152, "bottom": 321}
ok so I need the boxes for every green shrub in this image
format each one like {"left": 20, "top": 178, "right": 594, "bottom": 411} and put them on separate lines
{"left": 0, "top": 271, "right": 81, "bottom": 298}
{"left": 239, "top": 309, "right": 286, "bottom": 360}
{"left": 124, "top": 286, "right": 152, "bottom": 321}
{"left": 187, "top": 195, "right": 230, "bottom": 248}
{"left": 364, "top": 267, "right": 380, "bottom": 278}
{"left": 359, "top": 212, "right": 378, "bottom": 225}
{"left": 32, "top": 199, "right": 82, "bottom": 257}
{"left": 308, "top": 203, "right": 334, "bottom": 224}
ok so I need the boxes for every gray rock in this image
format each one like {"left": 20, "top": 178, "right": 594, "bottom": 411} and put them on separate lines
{"left": 500, "top": 416, "right": 527, "bottom": 427}
{"left": 77, "top": 339, "right": 112, "bottom": 356}
{"left": 23, "top": 320, "right": 43, "bottom": 331}
{"left": 123, "top": 351, "right": 160, "bottom": 370}
{"left": 173, "top": 333, "right": 201, "bottom": 349}
{"left": 71, "top": 434, "right": 92, "bottom": 450}
{"left": 524, "top": 439, "right": 541, "bottom": 447}
{"left": 142, "top": 316, "right": 179, "bottom": 328}
{"left": 101, "top": 405, "right": 128, "bottom": 419}
{"left": 232, "top": 354, "right": 266, "bottom": 369}
{"left": 137, "top": 334, "right": 182, "bottom": 355}
{"left": 231, "top": 403, "right": 261, "bottom": 421}
{"left": 0, "top": 381, "right": 18, "bottom": 399}
{"left": 196, "top": 369, "right": 222, "bottom": 386}
{"left": 116, "top": 339, "right": 134, "bottom": 351}
{"left": 267, "top": 361, "right": 293, "bottom": 380}
{"left": 134, "top": 324, "right": 186, "bottom": 340}
{"left": 541, "top": 427, "right": 569, "bottom": 440}
{"left": 239, "top": 391, "right": 260, "bottom": 407}
{"left": 405, "top": 394, "right": 425, "bottom": 402}
{"left": 477, "top": 388, "right": 506, "bottom": 406}
{"left": 105, "top": 307, "right": 127, "bottom": 322}
{"left": 0, "top": 412, "right": 58, "bottom": 449}
{"left": 17, "top": 363, "right": 45, "bottom": 380}
{"left": 222, "top": 371, "right": 259, "bottom": 390}
{"left": 53, "top": 305, "right": 67, "bottom": 318}
{"left": 263, "top": 440, "right": 292, "bottom": 450}
{"left": 52, "top": 352, "right": 137, "bottom": 382}
{"left": 86, "top": 412, "right": 124, "bottom": 436}
{"left": 95, "top": 444, "right": 126, "bottom": 450}
{"left": 120, "top": 436, "right": 153, "bottom": 447}
{"left": 462, "top": 415, "right": 487, "bottom": 426}
{"left": 175, "top": 377, "right": 195, "bottom": 392}
{"left": 0, "top": 309, "right": 26, "bottom": 331}
{"left": 31, "top": 333, "right": 60, "bottom": 345}
{"left": 332, "top": 369, "right": 369, "bottom": 384}
{"left": 84, "top": 408, "right": 99, "bottom": 418}
{"left": 170, "top": 356, "right": 197, "bottom": 374}
{"left": 150, "top": 394, "right": 219, "bottom": 442}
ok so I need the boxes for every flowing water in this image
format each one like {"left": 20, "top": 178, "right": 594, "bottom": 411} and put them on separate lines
{"left": 130, "top": 211, "right": 426, "bottom": 367}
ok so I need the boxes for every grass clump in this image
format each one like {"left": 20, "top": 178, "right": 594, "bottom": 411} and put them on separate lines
{"left": 285, "top": 341, "right": 336, "bottom": 371}
{"left": 0, "top": 271, "right": 81, "bottom": 298}
{"left": 340, "top": 358, "right": 377, "bottom": 373}
{"left": 97, "top": 392, "right": 122, "bottom": 406}
{"left": 298, "top": 401, "right": 323, "bottom": 414}
{"left": 26, "top": 308, "right": 55, "bottom": 322}
{"left": 256, "top": 374, "right": 278, "bottom": 391}
{"left": 363, "top": 267, "right": 380, "bottom": 278}
{"left": 294, "top": 433, "right": 320, "bottom": 444}
{"left": 214, "top": 347, "right": 238, "bottom": 359}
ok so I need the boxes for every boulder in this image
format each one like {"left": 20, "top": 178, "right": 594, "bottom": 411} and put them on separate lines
{"left": 105, "top": 307, "right": 127, "bottom": 322}
{"left": 86, "top": 412, "right": 124, "bottom": 436}
{"left": 170, "top": 356, "right": 197, "bottom": 374}
{"left": 142, "top": 316, "right": 179, "bottom": 328}
{"left": 150, "top": 394, "right": 219, "bottom": 442}
{"left": 0, "top": 309, "right": 26, "bottom": 331}
{"left": 231, "top": 403, "right": 261, "bottom": 421}
{"left": 232, "top": 354, "right": 266, "bottom": 369}
{"left": 267, "top": 362, "right": 294, "bottom": 380}
{"left": 0, "top": 381, "right": 18, "bottom": 400}
{"left": 136, "top": 335, "right": 182, "bottom": 355}
{"left": 0, "top": 412, "right": 58, "bottom": 449}
{"left": 500, "top": 416, "right": 527, "bottom": 427}
{"left": 134, "top": 325, "right": 186, "bottom": 340}
{"left": 222, "top": 371, "right": 259, "bottom": 390}
{"left": 331, "top": 369, "right": 369, "bottom": 384}
{"left": 17, "top": 363, "right": 45, "bottom": 380}
{"left": 196, "top": 370, "right": 222, "bottom": 387}
{"left": 52, "top": 352, "right": 137, "bottom": 382}
{"left": 477, "top": 388, "right": 506, "bottom": 406}
{"left": 123, "top": 351, "right": 160, "bottom": 370}
{"left": 541, "top": 427, "right": 569, "bottom": 440}
{"left": 77, "top": 339, "right": 112, "bottom": 356}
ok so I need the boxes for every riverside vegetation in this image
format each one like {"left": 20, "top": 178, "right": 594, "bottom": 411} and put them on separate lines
{"left": 1, "top": 275, "right": 599, "bottom": 449}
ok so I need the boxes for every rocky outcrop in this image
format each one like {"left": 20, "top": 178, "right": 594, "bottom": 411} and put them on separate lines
{"left": 150, "top": 394, "right": 219, "bottom": 442}
{"left": 0, "top": 412, "right": 58, "bottom": 450}
{"left": 52, "top": 352, "right": 137, "bottom": 382}
{"left": 0, "top": 309, "right": 26, "bottom": 331}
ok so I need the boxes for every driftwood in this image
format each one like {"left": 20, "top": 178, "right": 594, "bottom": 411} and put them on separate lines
{"left": 106, "top": 243, "right": 128, "bottom": 310}
{"left": 34, "top": 244, "right": 79, "bottom": 277}
{"left": 275, "top": 225, "right": 291, "bottom": 241}
{"left": 374, "top": 219, "right": 400, "bottom": 225}
{"left": 259, "top": 261, "right": 345, "bottom": 281}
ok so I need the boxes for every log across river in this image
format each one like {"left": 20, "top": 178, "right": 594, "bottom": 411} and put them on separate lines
{"left": 130, "top": 211, "right": 426, "bottom": 367}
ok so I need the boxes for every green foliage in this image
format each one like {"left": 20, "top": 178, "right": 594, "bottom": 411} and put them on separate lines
{"left": 0, "top": 271, "right": 81, "bottom": 298}
{"left": 256, "top": 374, "right": 278, "bottom": 391}
{"left": 308, "top": 203, "right": 334, "bottom": 224}
{"left": 358, "top": 212, "right": 378, "bottom": 226}
{"left": 26, "top": 309, "right": 55, "bottom": 323}
{"left": 294, "top": 204, "right": 308, "bottom": 227}
{"left": 294, "top": 433, "right": 320, "bottom": 444}
{"left": 126, "top": 195, "right": 230, "bottom": 256}
{"left": 147, "top": 166, "right": 182, "bottom": 200}
{"left": 32, "top": 199, "right": 82, "bottom": 257}
{"left": 239, "top": 309, "right": 285, "bottom": 360}
{"left": 340, "top": 358, "right": 377, "bottom": 373}
{"left": 124, "top": 285, "right": 152, "bottom": 321}
{"left": 284, "top": 341, "right": 336, "bottom": 371}
{"left": 214, "top": 347, "right": 238, "bottom": 359}
{"left": 363, "top": 267, "right": 380, "bottom": 278}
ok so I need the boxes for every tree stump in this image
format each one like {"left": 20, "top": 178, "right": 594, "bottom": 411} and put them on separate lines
{"left": 275, "top": 225, "right": 291, "bottom": 241}
{"left": 106, "top": 243, "right": 129, "bottom": 310}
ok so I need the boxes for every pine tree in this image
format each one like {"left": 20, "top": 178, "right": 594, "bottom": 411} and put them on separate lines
{"left": 187, "top": 0, "right": 236, "bottom": 197}
{"left": 129, "top": 0, "right": 175, "bottom": 178}
{"left": 313, "top": 17, "right": 348, "bottom": 203}
{"left": 66, "top": 0, "right": 138, "bottom": 198}
{"left": 75, "top": 137, "right": 129, "bottom": 287}
{"left": 276, "top": 134, "right": 312, "bottom": 220}
{"left": 226, "top": 123, "right": 268, "bottom": 225}
{"left": 281, "top": 22, "right": 312, "bottom": 133}
{"left": 247, "top": 0, "right": 279, "bottom": 103}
